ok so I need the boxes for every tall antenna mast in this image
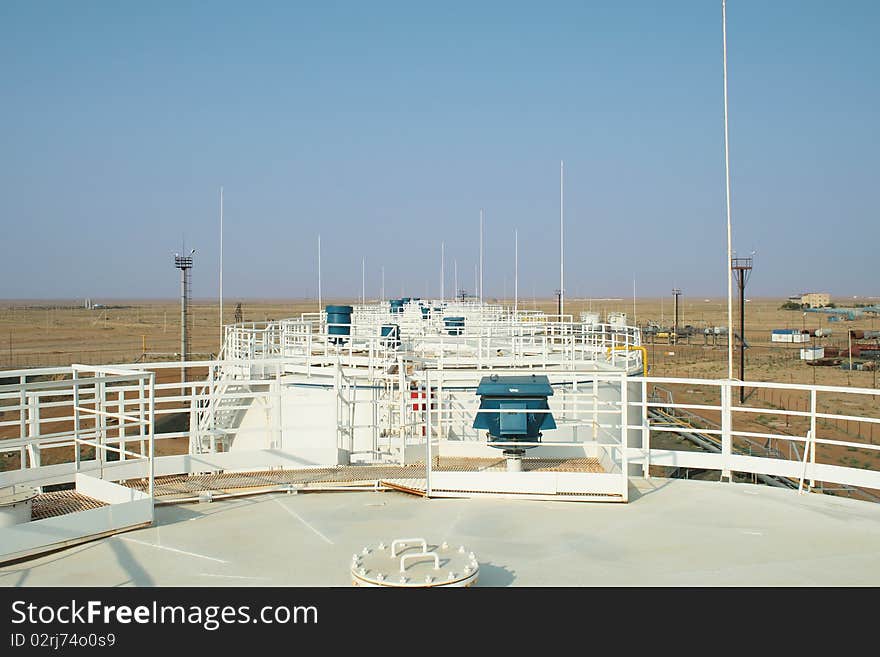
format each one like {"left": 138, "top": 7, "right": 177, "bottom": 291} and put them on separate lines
{"left": 440, "top": 242, "right": 445, "bottom": 303}
{"left": 219, "top": 186, "right": 223, "bottom": 351}
{"left": 479, "top": 209, "right": 484, "bottom": 305}
{"left": 722, "top": 0, "right": 734, "bottom": 380}
{"left": 560, "top": 160, "right": 565, "bottom": 320}
{"left": 454, "top": 259, "right": 458, "bottom": 302}
{"left": 633, "top": 276, "right": 637, "bottom": 325}
{"left": 361, "top": 256, "right": 365, "bottom": 304}
{"left": 474, "top": 264, "right": 478, "bottom": 302}
{"left": 514, "top": 229, "right": 519, "bottom": 316}
{"left": 317, "top": 234, "right": 322, "bottom": 313}
{"left": 381, "top": 266, "right": 385, "bottom": 302}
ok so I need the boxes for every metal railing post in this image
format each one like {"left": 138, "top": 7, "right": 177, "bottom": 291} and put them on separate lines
{"left": 641, "top": 378, "right": 650, "bottom": 479}
{"left": 148, "top": 372, "right": 155, "bottom": 522}
{"left": 721, "top": 381, "right": 732, "bottom": 482}
{"left": 425, "top": 372, "right": 432, "bottom": 497}
{"left": 810, "top": 388, "right": 817, "bottom": 489}
{"left": 620, "top": 372, "right": 629, "bottom": 501}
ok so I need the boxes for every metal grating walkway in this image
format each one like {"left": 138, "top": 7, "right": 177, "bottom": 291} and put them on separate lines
{"left": 119, "top": 457, "right": 605, "bottom": 500}
{"left": 31, "top": 490, "right": 107, "bottom": 520}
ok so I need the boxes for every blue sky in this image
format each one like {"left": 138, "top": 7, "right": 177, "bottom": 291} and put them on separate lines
{"left": 1, "top": 1, "right": 877, "bottom": 300}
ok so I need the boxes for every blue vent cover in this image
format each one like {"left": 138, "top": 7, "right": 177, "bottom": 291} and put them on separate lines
{"left": 326, "top": 305, "right": 353, "bottom": 344}
{"left": 473, "top": 375, "right": 555, "bottom": 448}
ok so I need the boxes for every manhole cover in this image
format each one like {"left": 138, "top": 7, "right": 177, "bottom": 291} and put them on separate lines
{"left": 350, "top": 537, "right": 479, "bottom": 587}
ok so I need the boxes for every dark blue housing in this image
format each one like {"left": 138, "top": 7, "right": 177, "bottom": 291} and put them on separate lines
{"left": 444, "top": 316, "right": 465, "bottom": 335}
{"left": 380, "top": 323, "right": 400, "bottom": 348}
{"left": 326, "top": 305, "right": 353, "bottom": 344}
{"left": 473, "top": 374, "right": 556, "bottom": 449}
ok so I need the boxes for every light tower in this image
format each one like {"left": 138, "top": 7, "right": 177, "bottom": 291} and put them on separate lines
{"left": 174, "top": 250, "right": 195, "bottom": 384}
{"left": 731, "top": 256, "right": 753, "bottom": 403}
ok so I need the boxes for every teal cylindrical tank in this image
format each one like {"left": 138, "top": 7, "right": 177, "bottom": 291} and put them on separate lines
{"left": 326, "top": 305, "right": 353, "bottom": 344}
{"left": 380, "top": 324, "right": 400, "bottom": 348}
{"left": 444, "top": 316, "right": 465, "bottom": 335}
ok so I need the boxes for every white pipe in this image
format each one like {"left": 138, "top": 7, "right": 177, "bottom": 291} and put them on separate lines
{"left": 317, "top": 234, "right": 322, "bottom": 313}
{"left": 362, "top": 256, "right": 365, "bottom": 304}
{"left": 722, "top": 0, "right": 734, "bottom": 381}
{"left": 381, "top": 266, "right": 385, "bottom": 302}
{"left": 454, "top": 259, "right": 458, "bottom": 301}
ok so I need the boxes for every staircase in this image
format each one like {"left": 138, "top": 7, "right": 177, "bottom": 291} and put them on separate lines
{"left": 191, "top": 365, "right": 253, "bottom": 455}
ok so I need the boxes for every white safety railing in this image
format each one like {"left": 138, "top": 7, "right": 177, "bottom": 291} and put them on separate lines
{"left": 2, "top": 303, "right": 879, "bottom": 505}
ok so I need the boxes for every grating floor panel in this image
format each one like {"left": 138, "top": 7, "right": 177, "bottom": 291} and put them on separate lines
{"left": 433, "top": 457, "right": 604, "bottom": 473}
{"left": 120, "top": 457, "right": 605, "bottom": 499}
{"left": 31, "top": 490, "right": 107, "bottom": 520}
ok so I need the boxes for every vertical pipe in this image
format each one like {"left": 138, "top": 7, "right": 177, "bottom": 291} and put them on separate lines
{"left": 454, "top": 260, "right": 458, "bottom": 302}
{"left": 317, "top": 234, "right": 322, "bottom": 314}
{"left": 722, "top": 0, "right": 735, "bottom": 381}
{"left": 381, "top": 265, "right": 385, "bottom": 302}
{"left": 362, "top": 256, "right": 365, "bottom": 304}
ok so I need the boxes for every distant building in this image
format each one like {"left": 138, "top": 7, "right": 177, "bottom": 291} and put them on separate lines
{"left": 800, "top": 346, "right": 824, "bottom": 361}
{"left": 800, "top": 292, "right": 830, "bottom": 308}
{"left": 771, "top": 329, "right": 810, "bottom": 343}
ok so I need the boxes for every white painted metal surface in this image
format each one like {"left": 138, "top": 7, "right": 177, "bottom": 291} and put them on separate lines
{"left": 1, "top": 300, "right": 879, "bottom": 565}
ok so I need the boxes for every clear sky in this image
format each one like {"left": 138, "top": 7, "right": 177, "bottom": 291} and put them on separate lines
{"left": 1, "top": 1, "right": 877, "bottom": 301}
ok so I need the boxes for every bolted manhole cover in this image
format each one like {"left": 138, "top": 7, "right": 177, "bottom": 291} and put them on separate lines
{"left": 350, "top": 538, "right": 479, "bottom": 587}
